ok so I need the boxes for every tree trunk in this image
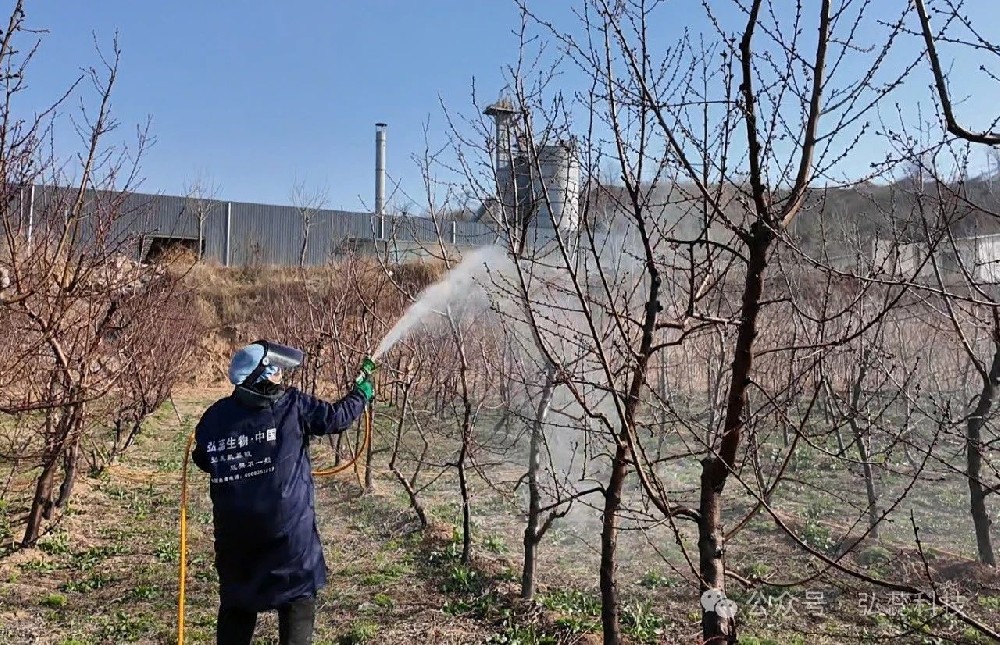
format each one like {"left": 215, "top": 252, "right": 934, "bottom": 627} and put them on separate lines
{"left": 706, "top": 349, "right": 718, "bottom": 444}
{"left": 820, "top": 378, "right": 848, "bottom": 456}
{"left": 833, "top": 424, "right": 847, "bottom": 457}
{"left": 332, "top": 433, "right": 343, "bottom": 466}
{"left": 457, "top": 439, "right": 472, "bottom": 564}
{"left": 851, "top": 422, "right": 880, "bottom": 540}
{"left": 299, "top": 219, "right": 310, "bottom": 268}
{"left": 698, "top": 462, "right": 731, "bottom": 643}
{"left": 657, "top": 358, "right": 669, "bottom": 434}
{"left": 364, "top": 406, "right": 375, "bottom": 493}
{"left": 197, "top": 216, "right": 205, "bottom": 261}
{"left": 392, "top": 469, "right": 428, "bottom": 528}
{"left": 599, "top": 443, "right": 627, "bottom": 645}
{"left": 749, "top": 430, "right": 771, "bottom": 506}
{"left": 522, "top": 367, "right": 557, "bottom": 600}
{"left": 848, "top": 356, "right": 879, "bottom": 539}
{"left": 388, "top": 379, "right": 428, "bottom": 528}
{"left": 699, "top": 222, "right": 773, "bottom": 644}
{"left": 23, "top": 453, "right": 59, "bottom": 546}
{"left": 967, "top": 346, "right": 1000, "bottom": 566}
{"left": 54, "top": 440, "right": 81, "bottom": 511}
{"left": 452, "top": 323, "right": 475, "bottom": 566}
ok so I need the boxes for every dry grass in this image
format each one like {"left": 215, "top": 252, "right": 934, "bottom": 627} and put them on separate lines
{"left": 178, "top": 258, "right": 445, "bottom": 387}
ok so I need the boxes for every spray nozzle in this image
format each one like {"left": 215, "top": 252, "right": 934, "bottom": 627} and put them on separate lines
{"left": 361, "top": 356, "right": 377, "bottom": 376}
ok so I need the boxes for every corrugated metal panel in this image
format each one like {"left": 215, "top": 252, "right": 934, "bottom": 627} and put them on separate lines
{"left": 327, "top": 210, "right": 376, "bottom": 251}
{"left": 384, "top": 215, "right": 443, "bottom": 244}
{"left": 202, "top": 208, "right": 227, "bottom": 262}
{"left": 458, "top": 220, "right": 500, "bottom": 246}
{"left": 20, "top": 185, "right": 517, "bottom": 266}
{"left": 228, "top": 202, "right": 384, "bottom": 266}
{"left": 1, "top": 186, "right": 29, "bottom": 241}
{"left": 302, "top": 211, "right": 333, "bottom": 265}
{"left": 229, "top": 202, "right": 299, "bottom": 265}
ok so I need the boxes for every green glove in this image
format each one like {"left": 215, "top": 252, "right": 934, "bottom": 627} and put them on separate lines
{"left": 355, "top": 375, "right": 375, "bottom": 402}
{"left": 354, "top": 357, "right": 377, "bottom": 402}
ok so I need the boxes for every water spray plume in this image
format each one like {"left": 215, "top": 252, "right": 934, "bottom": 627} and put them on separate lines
{"left": 373, "top": 247, "right": 506, "bottom": 359}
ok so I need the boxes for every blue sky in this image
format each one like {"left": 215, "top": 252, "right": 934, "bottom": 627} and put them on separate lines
{"left": 18, "top": 1, "right": 1000, "bottom": 212}
{"left": 23, "top": 1, "right": 524, "bottom": 211}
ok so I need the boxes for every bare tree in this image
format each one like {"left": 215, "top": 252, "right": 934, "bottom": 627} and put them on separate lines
{"left": 386, "top": 352, "right": 431, "bottom": 528}
{"left": 914, "top": 0, "right": 1000, "bottom": 566}
{"left": 183, "top": 172, "right": 219, "bottom": 260}
{"left": 412, "top": 1, "right": 1000, "bottom": 640}
{"left": 452, "top": 0, "right": 932, "bottom": 642}
{"left": 909, "top": 174, "right": 1000, "bottom": 567}
{"left": 0, "top": 5, "right": 195, "bottom": 546}
{"left": 290, "top": 180, "right": 329, "bottom": 268}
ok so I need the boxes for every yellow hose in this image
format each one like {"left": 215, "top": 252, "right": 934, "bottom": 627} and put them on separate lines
{"left": 312, "top": 409, "right": 373, "bottom": 478}
{"left": 176, "top": 407, "right": 373, "bottom": 644}
{"left": 178, "top": 432, "right": 194, "bottom": 645}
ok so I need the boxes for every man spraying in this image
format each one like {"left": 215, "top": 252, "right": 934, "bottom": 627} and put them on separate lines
{"left": 192, "top": 340, "right": 376, "bottom": 645}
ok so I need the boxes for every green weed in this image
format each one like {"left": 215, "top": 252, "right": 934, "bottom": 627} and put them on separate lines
{"left": 97, "top": 610, "right": 156, "bottom": 642}
{"left": 741, "top": 636, "right": 806, "bottom": 645}
{"left": 539, "top": 589, "right": 601, "bottom": 616}
{"left": 129, "top": 584, "right": 159, "bottom": 601}
{"left": 483, "top": 534, "right": 507, "bottom": 554}
{"left": 442, "top": 599, "right": 474, "bottom": 616}
{"left": 38, "top": 531, "right": 71, "bottom": 556}
{"left": 358, "top": 561, "right": 409, "bottom": 586}
{"left": 154, "top": 538, "right": 180, "bottom": 563}
{"left": 553, "top": 613, "right": 600, "bottom": 635}
{"left": 977, "top": 595, "right": 1000, "bottom": 611}
{"left": 857, "top": 545, "right": 892, "bottom": 567}
{"left": 620, "top": 600, "right": 666, "bottom": 643}
{"left": 20, "top": 559, "right": 57, "bottom": 573}
{"left": 61, "top": 571, "right": 114, "bottom": 593}
{"left": 0, "top": 500, "right": 10, "bottom": 542}
{"left": 898, "top": 602, "right": 957, "bottom": 644}
{"left": 801, "top": 520, "right": 838, "bottom": 554}
{"left": 742, "top": 562, "right": 771, "bottom": 579}
{"left": 42, "top": 592, "right": 67, "bottom": 608}
{"left": 337, "top": 619, "right": 377, "bottom": 644}
{"left": 72, "top": 544, "right": 126, "bottom": 571}
{"left": 638, "top": 570, "right": 676, "bottom": 589}
{"left": 961, "top": 627, "right": 995, "bottom": 644}
{"left": 539, "top": 589, "right": 601, "bottom": 634}
{"left": 443, "top": 564, "right": 481, "bottom": 593}
{"left": 442, "top": 590, "right": 504, "bottom": 619}
{"left": 485, "top": 624, "right": 557, "bottom": 644}
{"left": 426, "top": 538, "right": 463, "bottom": 567}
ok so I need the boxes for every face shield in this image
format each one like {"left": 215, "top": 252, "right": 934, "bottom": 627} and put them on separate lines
{"left": 239, "top": 340, "right": 305, "bottom": 386}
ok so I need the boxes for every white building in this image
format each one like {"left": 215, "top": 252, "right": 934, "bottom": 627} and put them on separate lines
{"left": 869, "top": 234, "right": 1000, "bottom": 283}
{"left": 480, "top": 100, "right": 581, "bottom": 242}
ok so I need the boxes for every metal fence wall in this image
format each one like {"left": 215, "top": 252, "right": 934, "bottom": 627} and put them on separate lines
{"left": 11, "top": 185, "right": 504, "bottom": 266}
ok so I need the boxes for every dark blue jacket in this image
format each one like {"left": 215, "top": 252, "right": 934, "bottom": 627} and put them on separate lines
{"left": 192, "top": 384, "right": 367, "bottom": 611}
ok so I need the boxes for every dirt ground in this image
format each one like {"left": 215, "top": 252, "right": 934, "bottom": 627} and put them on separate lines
{"left": 1, "top": 392, "right": 999, "bottom": 644}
